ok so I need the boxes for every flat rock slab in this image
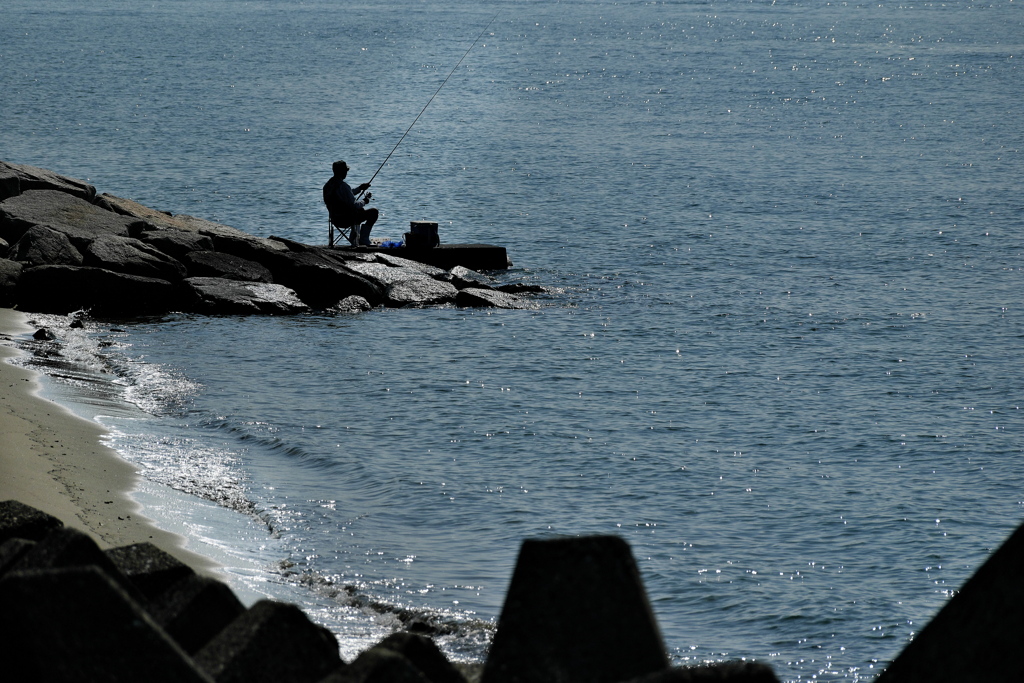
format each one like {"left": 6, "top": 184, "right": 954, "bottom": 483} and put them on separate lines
{"left": 386, "top": 278, "right": 458, "bottom": 307}
{"left": 0, "top": 566, "right": 212, "bottom": 682}
{"left": 100, "top": 193, "right": 256, "bottom": 241}
{"left": 0, "top": 189, "right": 136, "bottom": 245}
{"left": 183, "top": 277, "right": 309, "bottom": 315}
{"left": 482, "top": 535, "right": 669, "bottom": 683}
{"left": 0, "top": 160, "right": 96, "bottom": 201}
{"left": 455, "top": 287, "right": 535, "bottom": 309}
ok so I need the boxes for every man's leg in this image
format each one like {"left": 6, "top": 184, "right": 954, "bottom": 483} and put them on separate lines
{"left": 359, "top": 208, "right": 379, "bottom": 246}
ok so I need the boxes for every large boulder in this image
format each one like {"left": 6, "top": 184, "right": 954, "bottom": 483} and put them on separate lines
{"left": 0, "top": 189, "right": 135, "bottom": 245}
{"left": 16, "top": 265, "right": 180, "bottom": 315}
{"left": 0, "top": 258, "right": 23, "bottom": 306}
{"left": 181, "top": 277, "right": 309, "bottom": 315}
{"left": 136, "top": 227, "right": 216, "bottom": 260}
{"left": 182, "top": 251, "right": 273, "bottom": 283}
{"left": 82, "top": 234, "right": 187, "bottom": 281}
{"left": 8, "top": 224, "right": 85, "bottom": 267}
{"left": 446, "top": 265, "right": 494, "bottom": 290}
{"left": 263, "top": 250, "right": 385, "bottom": 309}
{"left": 0, "top": 160, "right": 96, "bottom": 201}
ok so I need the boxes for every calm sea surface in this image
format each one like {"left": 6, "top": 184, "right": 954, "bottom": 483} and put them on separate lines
{"left": 3, "top": 0, "right": 1023, "bottom": 678}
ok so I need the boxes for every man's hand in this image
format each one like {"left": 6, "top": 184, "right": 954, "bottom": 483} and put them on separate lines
{"left": 355, "top": 182, "right": 371, "bottom": 194}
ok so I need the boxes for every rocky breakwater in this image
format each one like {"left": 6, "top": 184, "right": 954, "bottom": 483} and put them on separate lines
{"left": 0, "top": 161, "right": 541, "bottom": 317}
{"left": 1, "top": 500, "right": 782, "bottom": 682}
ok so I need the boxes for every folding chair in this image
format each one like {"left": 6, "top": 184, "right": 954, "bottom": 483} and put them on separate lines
{"left": 328, "top": 215, "right": 360, "bottom": 247}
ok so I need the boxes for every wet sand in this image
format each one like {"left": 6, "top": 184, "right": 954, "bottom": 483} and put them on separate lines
{"left": 0, "top": 307, "right": 217, "bottom": 572}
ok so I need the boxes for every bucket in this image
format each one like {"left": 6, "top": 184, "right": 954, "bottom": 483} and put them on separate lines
{"left": 405, "top": 221, "right": 440, "bottom": 249}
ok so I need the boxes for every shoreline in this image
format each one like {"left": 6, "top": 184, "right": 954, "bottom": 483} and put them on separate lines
{"left": 0, "top": 306, "right": 218, "bottom": 573}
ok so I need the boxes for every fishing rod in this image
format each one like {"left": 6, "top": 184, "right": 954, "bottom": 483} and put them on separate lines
{"left": 360, "top": 12, "right": 499, "bottom": 192}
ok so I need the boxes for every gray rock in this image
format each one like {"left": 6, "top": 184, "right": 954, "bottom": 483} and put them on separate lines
{"left": 375, "top": 252, "right": 448, "bottom": 278}
{"left": 875, "top": 521, "right": 1024, "bottom": 683}
{"left": 182, "top": 277, "right": 309, "bottom": 315}
{"left": 82, "top": 234, "right": 187, "bottom": 281}
{"left": 0, "top": 170, "right": 19, "bottom": 202}
{"left": 105, "top": 542, "right": 196, "bottom": 603}
{"left": 0, "top": 500, "right": 63, "bottom": 544}
{"left": 455, "top": 287, "right": 535, "bottom": 310}
{"left": 0, "top": 566, "right": 213, "bottom": 682}
{"left": 100, "top": 193, "right": 257, "bottom": 241}
{"left": 150, "top": 575, "right": 246, "bottom": 655}
{"left": 386, "top": 278, "right": 458, "bottom": 308}
{"left": 205, "top": 232, "right": 291, "bottom": 264}
{"left": 193, "top": 599, "right": 343, "bottom": 683}
{"left": 265, "top": 250, "right": 385, "bottom": 309}
{"left": 331, "top": 295, "right": 373, "bottom": 313}
{"left": 447, "top": 265, "right": 493, "bottom": 290}
{"left": 481, "top": 536, "right": 669, "bottom": 683}
{"left": 346, "top": 260, "right": 427, "bottom": 288}
{"left": 0, "top": 160, "right": 96, "bottom": 201}
{"left": 8, "top": 224, "right": 85, "bottom": 266}
{"left": 16, "top": 265, "right": 180, "bottom": 315}
{"left": 137, "top": 227, "right": 216, "bottom": 259}
{"left": 183, "top": 251, "right": 274, "bottom": 283}
{"left": 0, "top": 236, "right": 8, "bottom": 255}
{"left": 0, "top": 189, "right": 135, "bottom": 245}
{"left": 0, "top": 258, "right": 23, "bottom": 306}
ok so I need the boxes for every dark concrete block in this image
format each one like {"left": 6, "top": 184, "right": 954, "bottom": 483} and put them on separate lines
{"left": 0, "top": 499, "right": 64, "bottom": 543}
{"left": 481, "top": 535, "right": 669, "bottom": 683}
{"left": 375, "top": 632, "right": 466, "bottom": 683}
{"left": 16, "top": 264, "right": 180, "bottom": 315}
{"left": 194, "top": 599, "right": 343, "bottom": 683}
{"left": 0, "top": 537, "right": 36, "bottom": 577}
{"left": 105, "top": 542, "right": 196, "bottom": 602}
{"left": 11, "top": 526, "right": 146, "bottom": 604}
{"left": 150, "top": 575, "right": 246, "bottom": 654}
{"left": 624, "top": 662, "right": 781, "bottom": 682}
{"left": 0, "top": 566, "right": 212, "bottom": 681}
{"left": 319, "top": 648, "right": 428, "bottom": 683}
{"left": 876, "top": 522, "right": 1024, "bottom": 683}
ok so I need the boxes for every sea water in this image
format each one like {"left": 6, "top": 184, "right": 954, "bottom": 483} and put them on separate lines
{"left": 3, "top": 0, "right": 1023, "bottom": 678}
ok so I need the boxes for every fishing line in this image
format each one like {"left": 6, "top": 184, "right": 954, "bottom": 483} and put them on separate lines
{"left": 362, "top": 11, "right": 500, "bottom": 189}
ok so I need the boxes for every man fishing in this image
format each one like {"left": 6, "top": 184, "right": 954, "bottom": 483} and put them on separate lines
{"left": 324, "top": 160, "right": 378, "bottom": 246}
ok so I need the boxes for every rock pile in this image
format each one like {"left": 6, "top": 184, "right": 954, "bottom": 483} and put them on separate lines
{"left": 0, "top": 499, "right": 781, "bottom": 682}
{"left": 0, "top": 161, "right": 539, "bottom": 316}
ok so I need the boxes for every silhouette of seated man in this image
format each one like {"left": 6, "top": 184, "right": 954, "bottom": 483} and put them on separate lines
{"left": 324, "top": 160, "right": 378, "bottom": 246}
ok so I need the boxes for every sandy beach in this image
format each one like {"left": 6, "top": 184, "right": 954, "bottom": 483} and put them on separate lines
{"left": 0, "top": 307, "right": 216, "bottom": 572}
